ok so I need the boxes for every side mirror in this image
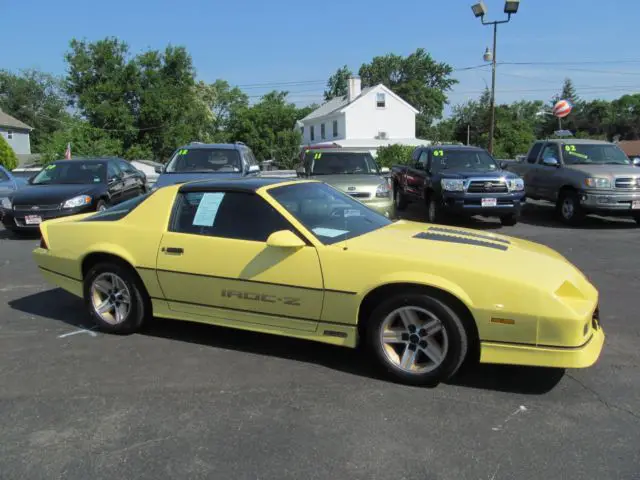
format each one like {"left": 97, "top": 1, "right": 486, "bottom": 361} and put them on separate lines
{"left": 632, "top": 157, "right": 640, "bottom": 167}
{"left": 266, "top": 230, "right": 306, "bottom": 249}
{"left": 499, "top": 161, "right": 508, "bottom": 170}
{"left": 380, "top": 167, "right": 390, "bottom": 174}
{"left": 154, "top": 165, "right": 164, "bottom": 174}
{"left": 248, "top": 164, "right": 260, "bottom": 174}
{"left": 542, "top": 157, "right": 560, "bottom": 167}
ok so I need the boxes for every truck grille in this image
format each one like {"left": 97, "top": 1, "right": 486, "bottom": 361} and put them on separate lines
{"left": 348, "top": 192, "right": 370, "bottom": 199}
{"left": 614, "top": 177, "right": 640, "bottom": 189}
{"left": 467, "top": 180, "right": 508, "bottom": 193}
{"left": 13, "top": 204, "right": 60, "bottom": 212}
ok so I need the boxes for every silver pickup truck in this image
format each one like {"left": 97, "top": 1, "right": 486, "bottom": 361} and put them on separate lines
{"left": 507, "top": 139, "right": 640, "bottom": 224}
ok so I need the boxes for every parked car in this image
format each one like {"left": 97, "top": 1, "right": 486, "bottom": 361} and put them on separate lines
{"left": 392, "top": 145, "right": 526, "bottom": 226}
{"left": 33, "top": 178, "right": 603, "bottom": 386}
{"left": 0, "top": 165, "right": 27, "bottom": 197}
{"left": 505, "top": 139, "right": 640, "bottom": 225}
{"left": 0, "top": 157, "right": 147, "bottom": 235}
{"left": 153, "top": 142, "right": 261, "bottom": 189}
{"left": 297, "top": 148, "right": 394, "bottom": 217}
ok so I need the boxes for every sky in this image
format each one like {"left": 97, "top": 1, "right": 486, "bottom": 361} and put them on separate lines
{"left": 2, "top": 0, "right": 640, "bottom": 117}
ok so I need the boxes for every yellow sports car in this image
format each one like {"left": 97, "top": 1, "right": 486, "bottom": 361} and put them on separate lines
{"left": 33, "top": 178, "right": 604, "bottom": 386}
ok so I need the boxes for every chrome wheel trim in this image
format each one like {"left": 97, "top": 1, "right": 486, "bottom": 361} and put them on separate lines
{"left": 90, "top": 272, "right": 132, "bottom": 325}
{"left": 379, "top": 306, "right": 449, "bottom": 374}
{"left": 562, "top": 197, "right": 574, "bottom": 219}
{"left": 97, "top": 203, "right": 108, "bottom": 212}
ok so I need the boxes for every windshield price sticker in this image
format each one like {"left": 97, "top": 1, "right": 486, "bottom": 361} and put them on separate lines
{"left": 564, "top": 145, "right": 588, "bottom": 159}
{"left": 344, "top": 209, "right": 361, "bottom": 217}
{"left": 313, "top": 153, "right": 322, "bottom": 159}
{"left": 179, "top": 149, "right": 189, "bottom": 155}
{"left": 433, "top": 150, "right": 444, "bottom": 157}
{"left": 45, "top": 164, "right": 56, "bottom": 170}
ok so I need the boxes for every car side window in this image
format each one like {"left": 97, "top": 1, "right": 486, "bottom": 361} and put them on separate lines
{"left": 415, "top": 151, "right": 428, "bottom": 170}
{"left": 539, "top": 144, "right": 560, "bottom": 165}
{"left": 527, "top": 142, "right": 543, "bottom": 164}
{"left": 118, "top": 160, "right": 138, "bottom": 175}
{"left": 107, "top": 162, "right": 122, "bottom": 180}
{"left": 170, "top": 191, "right": 292, "bottom": 242}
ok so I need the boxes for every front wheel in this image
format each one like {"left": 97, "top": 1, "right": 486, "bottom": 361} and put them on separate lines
{"left": 95, "top": 199, "right": 109, "bottom": 212}
{"left": 557, "top": 191, "right": 585, "bottom": 225}
{"left": 427, "top": 195, "right": 444, "bottom": 224}
{"left": 366, "top": 292, "right": 469, "bottom": 386}
{"left": 500, "top": 213, "right": 518, "bottom": 226}
{"left": 83, "top": 262, "right": 149, "bottom": 334}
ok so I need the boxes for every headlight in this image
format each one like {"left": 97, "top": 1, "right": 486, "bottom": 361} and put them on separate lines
{"left": 441, "top": 179, "right": 465, "bottom": 192}
{"left": 0, "top": 197, "right": 12, "bottom": 209}
{"left": 584, "top": 177, "right": 611, "bottom": 189}
{"left": 375, "top": 182, "right": 390, "bottom": 198}
{"left": 508, "top": 178, "right": 525, "bottom": 191}
{"left": 62, "top": 195, "right": 92, "bottom": 209}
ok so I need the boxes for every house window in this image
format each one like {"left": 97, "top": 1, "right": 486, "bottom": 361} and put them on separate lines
{"left": 300, "top": 126, "right": 304, "bottom": 136}
{"left": 332, "top": 120, "right": 338, "bottom": 138}
{"left": 321, "top": 123, "right": 326, "bottom": 139}
{"left": 376, "top": 93, "right": 386, "bottom": 108}
{"left": 310, "top": 126, "right": 315, "bottom": 141}
{"left": 7, "top": 130, "right": 13, "bottom": 140}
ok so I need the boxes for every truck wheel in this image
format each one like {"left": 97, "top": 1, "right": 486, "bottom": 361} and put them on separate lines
{"left": 427, "top": 196, "right": 443, "bottom": 224}
{"left": 394, "top": 187, "right": 407, "bottom": 211}
{"left": 500, "top": 213, "right": 518, "bottom": 226}
{"left": 633, "top": 214, "right": 640, "bottom": 225}
{"left": 557, "top": 191, "right": 585, "bottom": 225}
{"left": 365, "top": 292, "right": 469, "bottom": 386}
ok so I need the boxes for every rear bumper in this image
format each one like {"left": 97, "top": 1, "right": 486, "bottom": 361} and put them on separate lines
{"left": 441, "top": 192, "right": 526, "bottom": 217}
{"left": 480, "top": 326, "right": 605, "bottom": 369}
{"left": 579, "top": 190, "right": 640, "bottom": 214}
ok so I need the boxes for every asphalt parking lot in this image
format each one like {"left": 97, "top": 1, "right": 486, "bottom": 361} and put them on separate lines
{"left": 1, "top": 200, "right": 639, "bottom": 480}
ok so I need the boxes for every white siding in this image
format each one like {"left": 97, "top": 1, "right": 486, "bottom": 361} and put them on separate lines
{"left": 344, "top": 87, "right": 415, "bottom": 140}
{"left": 0, "top": 127, "right": 31, "bottom": 155}
{"left": 301, "top": 114, "right": 345, "bottom": 145}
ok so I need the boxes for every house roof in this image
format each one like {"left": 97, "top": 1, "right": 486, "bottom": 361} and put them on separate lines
{"left": 617, "top": 140, "right": 640, "bottom": 156}
{"left": 0, "top": 109, "right": 33, "bottom": 130}
{"left": 302, "top": 87, "right": 376, "bottom": 121}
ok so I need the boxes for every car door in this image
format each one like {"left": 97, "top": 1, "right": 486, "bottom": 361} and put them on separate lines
{"left": 155, "top": 189, "right": 324, "bottom": 332}
{"left": 537, "top": 143, "right": 562, "bottom": 200}
{"left": 117, "top": 160, "right": 144, "bottom": 199}
{"left": 405, "top": 150, "right": 428, "bottom": 199}
{"left": 521, "top": 142, "right": 544, "bottom": 197}
{"left": 106, "top": 161, "right": 125, "bottom": 205}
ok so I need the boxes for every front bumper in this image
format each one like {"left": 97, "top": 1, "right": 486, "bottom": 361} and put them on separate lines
{"left": 579, "top": 190, "right": 640, "bottom": 214}
{"left": 0, "top": 204, "right": 94, "bottom": 231}
{"left": 480, "top": 326, "right": 605, "bottom": 369}
{"left": 440, "top": 191, "right": 526, "bottom": 217}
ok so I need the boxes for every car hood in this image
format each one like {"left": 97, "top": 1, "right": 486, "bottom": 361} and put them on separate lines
{"left": 347, "top": 220, "right": 596, "bottom": 303}
{"left": 439, "top": 169, "right": 519, "bottom": 180}
{"left": 9, "top": 184, "right": 100, "bottom": 205}
{"left": 565, "top": 164, "right": 640, "bottom": 176}
{"left": 309, "top": 174, "right": 387, "bottom": 189}
{"left": 155, "top": 172, "right": 245, "bottom": 188}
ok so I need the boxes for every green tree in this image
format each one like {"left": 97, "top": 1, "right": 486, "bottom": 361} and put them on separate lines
{"left": 609, "top": 94, "right": 640, "bottom": 140}
{"left": 0, "top": 134, "right": 18, "bottom": 170}
{"left": 376, "top": 144, "right": 415, "bottom": 168}
{"left": 0, "top": 69, "right": 70, "bottom": 151}
{"left": 358, "top": 48, "right": 457, "bottom": 136}
{"left": 195, "top": 79, "right": 249, "bottom": 141}
{"left": 39, "top": 119, "right": 122, "bottom": 164}
{"left": 324, "top": 65, "right": 352, "bottom": 101}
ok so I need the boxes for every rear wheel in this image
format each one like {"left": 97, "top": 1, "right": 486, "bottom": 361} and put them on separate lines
{"left": 557, "top": 190, "right": 585, "bottom": 225}
{"left": 394, "top": 186, "right": 407, "bottom": 211}
{"left": 83, "top": 262, "right": 148, "bottom": 334}
{"left": 500, "top": 213, "right": 518, "bottom": 226}
{"left": 365, "top": 292, "right": 469, "bottom": 386}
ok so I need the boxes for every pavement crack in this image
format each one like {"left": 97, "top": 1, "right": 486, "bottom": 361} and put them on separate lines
{"left": 567, "top": 373, "right": 640, "bottom": 422}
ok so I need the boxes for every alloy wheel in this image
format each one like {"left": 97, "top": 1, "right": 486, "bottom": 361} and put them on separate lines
{"left": 90, "top": 272, "right": 132, "bottom": 325}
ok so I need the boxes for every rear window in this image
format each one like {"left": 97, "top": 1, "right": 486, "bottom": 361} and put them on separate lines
{"left": 83, "top": 193, "right": 152, "bottom": 222}
{"left": 304, "top": 151, "right": 380, "bottom": 175}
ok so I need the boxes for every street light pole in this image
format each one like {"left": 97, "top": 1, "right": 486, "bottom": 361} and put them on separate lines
{"left": 472, "top": 1, "right": 520, "bottom": 154}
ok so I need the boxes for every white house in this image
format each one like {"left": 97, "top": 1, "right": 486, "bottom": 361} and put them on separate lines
{"left": 0, "top": 108, "right": 33, "bottom": 155}
{"left": 298, "top": 77, "right": 429, "bottom": 154}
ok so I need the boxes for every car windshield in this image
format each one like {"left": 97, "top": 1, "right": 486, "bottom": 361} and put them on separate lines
{"left": 269, "top": 182, "right": 392, "bottom": 245}
{"left": 431, "top": 150, "right": 498, "bottom": 172}
{"left": 305, "top": 152, "right": 380, "bottom": 175}
{"left": 562, "top": 143, "right": 631, "bottom": 165}
{"left": 31, "top": 162, "right": 106, "bottom": 185}
{"left": 165, "top": 148, "right": 242, "bottom": 173}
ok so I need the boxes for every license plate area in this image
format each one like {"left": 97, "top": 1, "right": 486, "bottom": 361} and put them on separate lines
{"left": 481, "top": 198, "right": 497, "bottom": 207}
{"left": 632, "top": 200, "right": 640, "bottom": 209}
{"left": 24, "top": 215, "right": 42, "bottom": 225}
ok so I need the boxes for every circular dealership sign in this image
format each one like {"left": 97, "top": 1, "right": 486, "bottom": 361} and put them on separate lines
{"left": 552, "top": 99, "right": 573, "bottom": 118}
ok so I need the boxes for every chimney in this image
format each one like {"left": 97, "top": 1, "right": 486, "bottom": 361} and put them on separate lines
{"left": 347, "top": 76, "right": 361, "bottom": 103}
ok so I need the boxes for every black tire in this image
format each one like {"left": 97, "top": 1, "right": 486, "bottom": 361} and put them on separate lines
{"left": 557, "top": 190, "right": 585, "bottom": 225}
{"left": 633, "top": 214, "right": 640, "bottom": 226}
{"left": 83, "top": 262, "right": 149, "bottom": 334}
{"left": 394, "top": 186, "right": 407, "bottom": 211}
{"left": 95, "top": 199, "right": 109, "bottom": 212}
{"left": 500, "top": 213, "right": 518, "bottom": 226}
{"left": 426, "top": 194, "right": 444, "bottom": 224}
{"left": 365, "top": 292, "right": 469, "bottom": 387}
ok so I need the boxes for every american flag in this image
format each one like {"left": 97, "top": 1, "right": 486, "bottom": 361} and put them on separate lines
{"left": 64, "top": 143, "right": 71, "bottom": 160}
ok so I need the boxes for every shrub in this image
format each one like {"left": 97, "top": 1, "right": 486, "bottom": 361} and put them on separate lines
{"left": 376, "top": 144, "right": 415, "bottom": 168}
{"left": 0, "top": 134, "right": 18, "bottom": 170}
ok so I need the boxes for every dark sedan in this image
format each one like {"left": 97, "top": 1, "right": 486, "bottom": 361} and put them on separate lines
{"left": 0, "top": 158, "right": 147, "bottom": 235}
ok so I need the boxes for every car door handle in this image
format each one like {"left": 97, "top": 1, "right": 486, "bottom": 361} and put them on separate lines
{"left": 162, "top": 247, "right": 184, "bottom": 255}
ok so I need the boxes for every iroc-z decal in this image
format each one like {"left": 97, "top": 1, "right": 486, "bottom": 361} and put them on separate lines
{"left": 221, "top": 289, "right": 301, "bottom": 306}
